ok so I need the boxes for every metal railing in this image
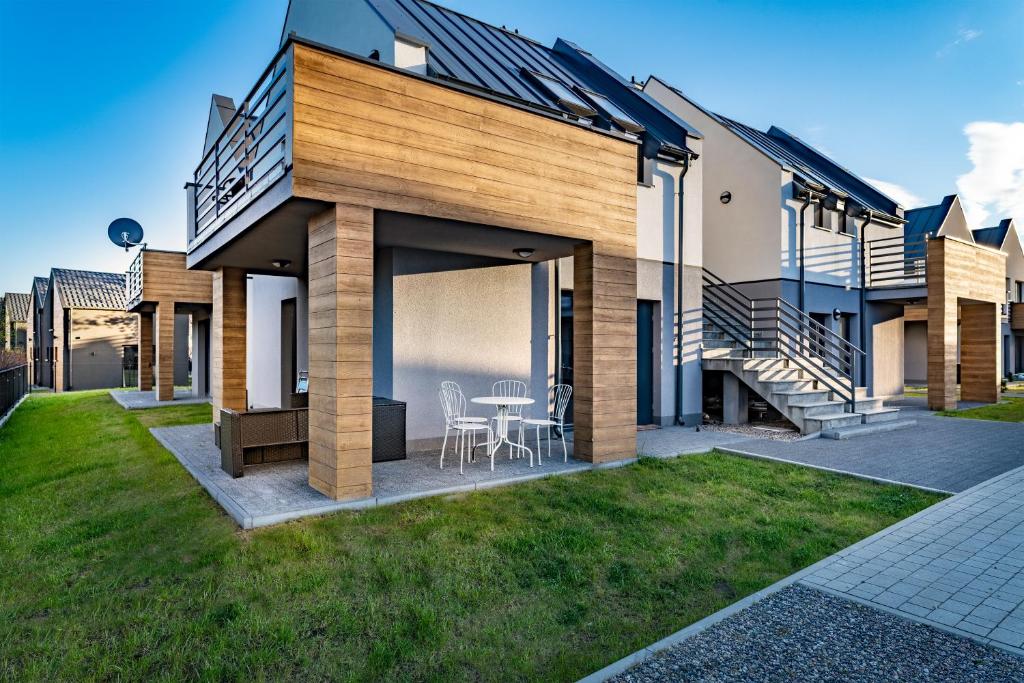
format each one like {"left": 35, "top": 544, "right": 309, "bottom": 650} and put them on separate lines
{"left": 0, "top": 364, "right": 28, "bottom": 420}
{"left": 703, "top": 269, "right": 864, "bottom": 410}
{"left": 866, "top": 234, "right": 929, "bottom": 288}
{"left": 189, "top": 46, "right": 293, "bottom": 244}
{"left": 125, "top": 249, "right": 143, "bottom": 310}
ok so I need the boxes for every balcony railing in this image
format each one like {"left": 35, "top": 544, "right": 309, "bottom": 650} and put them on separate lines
{"left": 188, "top": 46, "right": 292, "bottom": 246}
{"left": 126, "top": 249, "right": 143, "bottom": 310}
{"left": 865, "top": 234, "right": 929, "bottom": 288}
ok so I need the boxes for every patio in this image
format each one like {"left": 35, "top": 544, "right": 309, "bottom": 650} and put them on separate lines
{"left": 150, "top": 422, "right": 747, "bottom": 528}
{"left": 110, "top": 389, "right": 209, "bottom": 410}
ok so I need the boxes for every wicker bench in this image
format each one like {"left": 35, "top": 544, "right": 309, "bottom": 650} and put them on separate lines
{"left": 219, "top": 407, "right": 309, "bottom": 478}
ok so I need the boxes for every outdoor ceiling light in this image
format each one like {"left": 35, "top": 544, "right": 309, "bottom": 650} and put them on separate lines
{"left": 271, "top": 259, "right": 292, "bottom": 269}
{"left": 720, "top": 191, "right": 732, "bottom": 204}
{"left": 513, "top": 248, "right": 535, "bottom": 259}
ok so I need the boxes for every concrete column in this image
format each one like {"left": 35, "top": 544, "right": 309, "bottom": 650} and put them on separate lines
{"left": 961, "top": 303, "right": 999, "bottom": 404}
{"left": 307, "top": 204, "right": 373, "bottom": 501}
{"left": 211, "top": 267, "right": 247, "bottom": 423}
{"left": 154, "top": 304, "right": 175, "bottom": 402}
{"left": 138, "top": 312, "right": 153, "bottom": 391}
{"left": 573, "top": 242, "right": 637, "bottom": 463}
{"left": 722, "top": 373, "right": 748, "bottom": 425}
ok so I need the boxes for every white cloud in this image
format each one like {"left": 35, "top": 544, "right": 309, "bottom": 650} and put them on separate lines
{"left": 937, "top": 28, "right": 983, "bottom": 57}
{"left": 864, "top": 177, "right": 923, "bottom": 209}
{"left": 955, "top": 121, "right": 1024, "bottom": 228}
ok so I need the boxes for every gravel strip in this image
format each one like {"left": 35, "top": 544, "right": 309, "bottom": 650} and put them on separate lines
{"left": 699, "top": 422, "right": 801, "bottom": 441}
{"left": 610, "top": 584, "right": 1024, "bottom": 682}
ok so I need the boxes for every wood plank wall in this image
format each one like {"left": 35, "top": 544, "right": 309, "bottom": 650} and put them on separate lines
{"left": 154, "top": 305, "right": 175, "bottom": 401}
{"left": 138, "top": 312, "right": 153, "bottom": 391}
{"left": 288, "top": 44, "right": 639, "bottom": 496}
{"left": 142, "top": 251, "right": 213, "bottom": 305}
{"left": 926, "top": 237, "right": 1005, "bottom": 410}
{"left": 307, "top": 205, "right": 374, "bottom": 500}
{"left": 211, "top": 268, "right": 247, "bottom": 423}
{"left": 961, "top": 303, "right": 999, "bottom": 403}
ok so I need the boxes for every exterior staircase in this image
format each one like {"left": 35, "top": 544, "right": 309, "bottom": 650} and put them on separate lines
{"left": 702, "top": 269, "right": 912, "bottom": 438}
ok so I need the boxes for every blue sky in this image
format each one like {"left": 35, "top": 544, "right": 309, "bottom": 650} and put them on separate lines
{"left": 1, "top": 0, "right": 1021, "bottom": 295}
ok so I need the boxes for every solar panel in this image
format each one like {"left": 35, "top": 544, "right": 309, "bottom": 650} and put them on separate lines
{"left": 522, "top": 69, "right": 597, "bottom": 118}
{"left": 576, "top": 89, "right": 644, "bottom": 134}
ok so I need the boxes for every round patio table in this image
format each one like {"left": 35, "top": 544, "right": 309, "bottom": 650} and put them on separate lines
{"left": 471, "top": 396, "right": 535, "bottom": 466}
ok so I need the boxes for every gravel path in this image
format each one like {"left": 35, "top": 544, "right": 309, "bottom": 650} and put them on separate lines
{"left": 610, "top": 585, "right": 1024, "bottom": 682}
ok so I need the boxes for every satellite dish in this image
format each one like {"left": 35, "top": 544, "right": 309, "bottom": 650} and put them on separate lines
{"left": 107, "top": 218, "right": 145, "bottom": 252}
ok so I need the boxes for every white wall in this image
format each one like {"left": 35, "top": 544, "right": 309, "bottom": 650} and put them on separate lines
{"left": 246, "top": 274, "right": 301, "bottom": 409}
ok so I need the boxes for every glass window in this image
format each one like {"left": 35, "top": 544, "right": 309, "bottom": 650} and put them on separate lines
{"left": 524, "top": 70, "right": 597, "bottom": 118}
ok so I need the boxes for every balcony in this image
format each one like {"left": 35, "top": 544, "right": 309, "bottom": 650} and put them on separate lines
{"left": 865, "top": 234, "right": 928, "bottom": 289}
{"left": 187, "top": 47, "right": 293, "bottom": 250}
{"left": 125, "top": 249, "right": 143, "bottom": 311}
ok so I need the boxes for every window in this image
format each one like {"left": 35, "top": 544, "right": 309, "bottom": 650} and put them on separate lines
{"left": 839, "top": 213, "right": 855, "bottom": 236}
{"left": 523, "top": 70, "right": 597, "bottom": 118}
{"left": 813, "top": 202, "right": 824, "bottom": 229}
{"left": 1016, "top": 281, "right": 1024, "bottom": 303}
{"left": 576, "top": 88, "right": 644, "bottom": 134}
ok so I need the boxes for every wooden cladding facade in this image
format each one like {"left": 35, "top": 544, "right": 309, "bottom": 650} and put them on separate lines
{"left": 138, "top": 251, "right": 214, "bottom": 308}
{"left": 285, "top": 43, "right": 639, "bottom": 499}
{"left": 926, "top": 237, "right": 1006, "bottom": 410}
{"left": 1012, "top": 303, "right": 1024, "bottom": 332}
{"left": 211, "top": 268, "right": 248, "bottom": 423}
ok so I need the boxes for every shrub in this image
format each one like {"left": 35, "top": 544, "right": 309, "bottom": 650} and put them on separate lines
{"left": 0, "top": 348, "right": 27, "bottom": 370}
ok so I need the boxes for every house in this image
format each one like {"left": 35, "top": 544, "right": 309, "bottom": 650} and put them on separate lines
{"left": 644, "top": 78, "right": 1005, "bottom": 414}
{"left": 125, "top": 248, "right": 213, "bottom": 401}
{"left": 26, "top": 277, "right": 48, "bottom": 386}
{"left": 184, "top": 0, "right": 705, "bottom": 500}
{"left": 39, "top": 269, "right": 138, "bottom": 392}
{"left": 1, "top": 292, "right": 30, "bottom": 353}
{"left": 972, "top": 219, "right": 1024, "bottom": 378}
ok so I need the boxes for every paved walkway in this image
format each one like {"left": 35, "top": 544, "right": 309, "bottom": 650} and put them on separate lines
{"left": 110, "top": 389, "right": 209, "bottom": 410}
{"left": 718, "top": 408, "right": 1024, "bottom": 492}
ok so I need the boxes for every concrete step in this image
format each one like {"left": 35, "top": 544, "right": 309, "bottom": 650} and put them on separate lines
{"left": 773, "top": 389, "right": 832, "bottom": 406}
{"left": 757, "top": 367, "right": 806, "bottom": 381}
{"left": 852, "top": 397, "right": 885, "bottom": 413}
{"left": 859, "top": 407, "right": 902, "bottom": 424}
{"left": 804, "top": 411, "right": 864, "bottom": 432}
{"left": 821, "top": 419, "right": 917, "bottom": 440}
{"left": 759, "top": 378, "right": 815, "bottom": 393}
{"left": 788, "top": 400, "right": 849, "bottom": 418}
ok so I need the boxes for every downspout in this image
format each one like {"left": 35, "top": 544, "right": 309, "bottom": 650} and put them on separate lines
{"left": 674, "top": 154, "right": 692, "bottom": 426}
{"left": 798, "top": 193, "right": 811, "bottom": 312}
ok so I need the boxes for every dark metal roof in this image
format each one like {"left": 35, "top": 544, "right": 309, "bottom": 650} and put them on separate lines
{"left": 32, "top": 276, "right": 48, "bottom": 304}
{"left": 52, "top": 269, "right": 126, "bottom": 310}
{"left": 904, "top": 195, "right": 956, "bottom": 240}
{"left": 2, "top": 292, "right": 29, "bottom": 322}
{"left": 972, "top": 219, "right": 1012, "bottom": 249}
{"left": 364, "top": 0, "right": 695, "bottom": 149}
{"left": 716, "top": 115, "right": 902, "bottom": 221}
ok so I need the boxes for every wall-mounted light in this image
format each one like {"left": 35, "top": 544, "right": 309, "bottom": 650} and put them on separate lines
{"left": 271, "top": 259, "right": 292, "bottom": 269}
{"left": 832, "top": 308, "right": 842, "bottom": 321}
{"left": 513, "top": 248, "right": 535, "bottom": 259}
{"left": 720, "top": 191, "right": 732, "bottom": 204}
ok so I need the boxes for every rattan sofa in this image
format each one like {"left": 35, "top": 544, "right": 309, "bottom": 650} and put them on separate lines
{"left": 219, "top": 407, "right": 309, "bottom": 478}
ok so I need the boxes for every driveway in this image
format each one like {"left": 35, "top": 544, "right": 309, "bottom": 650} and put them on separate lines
{"left": 716, "top": 407, "right": 1024, "bottom": 492}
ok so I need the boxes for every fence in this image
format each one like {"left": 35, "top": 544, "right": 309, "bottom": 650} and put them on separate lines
{"left": 0, "top": 364, "right": 28, "bottom": 421}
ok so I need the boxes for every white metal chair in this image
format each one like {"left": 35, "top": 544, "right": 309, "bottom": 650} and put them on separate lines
{"left": 523, "top": 384, "right": 572, "bottom": 463}
{"left": 439, "top": 386, "right": 494, "bottom": 474}
{"left": 440, "top": 381, "right": 487, "bottom": 425}
{"left": 492, "top": 379, "right": 527, "bottom": 457}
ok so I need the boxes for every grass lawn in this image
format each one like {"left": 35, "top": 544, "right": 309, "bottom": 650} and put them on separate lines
{"left": 0, "top": 391, "right": 944, "bottom": 681}
{"left": 938, "top": 397, "right": 1024, "bottom": 422}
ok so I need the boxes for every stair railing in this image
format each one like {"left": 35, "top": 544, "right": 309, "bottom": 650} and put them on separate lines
{"left": 702, "top": 268, "right": 865, "bottom": 411}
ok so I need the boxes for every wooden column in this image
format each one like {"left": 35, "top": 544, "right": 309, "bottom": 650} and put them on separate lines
{"left": 926, "top": 295, "right": 958, "bottom": 411}
{"left": 211, "top": 267, "right": 247, "bottom": 423}
{"left": 573, "top": 242, "right": 637, "bottom": 463}
{"left": 961, "top": 303, "right": 999, "bottom": 403}
{"left": 154, "top": 303, "right": 175, "bottom": 401}
{"left": 307, "top": 204, "right": 373, "bottom": 501}
{"left": 138, "top": 312, "right": 153, "bottom": 391}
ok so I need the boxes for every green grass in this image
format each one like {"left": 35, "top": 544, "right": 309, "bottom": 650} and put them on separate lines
{"left": 0, "top": 391, "right": 944, "bottom": 681}
{"left": 938, "top": 397, "right": 1024, "bottom": 422}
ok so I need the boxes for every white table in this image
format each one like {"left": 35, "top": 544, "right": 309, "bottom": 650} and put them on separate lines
{"left": 471, "top": 396, "right": 535, "bottom": 466}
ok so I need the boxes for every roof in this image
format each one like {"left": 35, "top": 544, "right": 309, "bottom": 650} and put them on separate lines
{"left": 972, "top": 219, "right": 1012, "bottom": 249}
{"left": 2, "top": 292, "right": 29, "bottom": 322}
{"left": 904, "top": 195, "right": 956, "bottom": 241}
{"left": 361, "top": 0, "right": 696, "bottom": 149}
{"left": 51, "top": 269, "right": 126, "bottom": 310}
{"left": 715, "top": 116, "right": 903, "bottom": 220}
{"left": 32, "top": 276, "right": 49, "bottom": 303}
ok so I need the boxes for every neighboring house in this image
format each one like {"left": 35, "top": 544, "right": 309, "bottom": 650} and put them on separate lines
{"left": 26, "top": 277, "right": 48, "bottom": 386}
{"left": 39, "top": 269, "right": 138, "bottom": 392}
{"left": 1, "top": 292, "right": 30, "bottom": 354}
{"left": 972, "top": 219, "right": 1024, "bottom": 378}
{"left": 184, "top": 0, "right": 705, "bottom": 501}
{"left": 645, "top": 79, "right": 1005, "bottom": 412}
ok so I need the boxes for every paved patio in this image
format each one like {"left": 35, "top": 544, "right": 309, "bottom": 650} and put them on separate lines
{"left": 151, "top": 423, "right": 748, "bottom": 528}
{"left": 111, "top": 389, "right": 209, "bottom": 410}
{"left": 718, "top": 407, "right": 1024, "bottom": 493}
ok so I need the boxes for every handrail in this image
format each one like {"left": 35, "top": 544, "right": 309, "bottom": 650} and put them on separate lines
{"left": 125, "top": 250, "right": 144, "bottom": 310}
{"left": 866, "top": 233, "right": 930, "bottom": 288}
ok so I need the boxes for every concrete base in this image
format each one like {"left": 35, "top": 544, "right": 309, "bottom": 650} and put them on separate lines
{"left": 110, "top": 389, "right": 210, "bottom": 410}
